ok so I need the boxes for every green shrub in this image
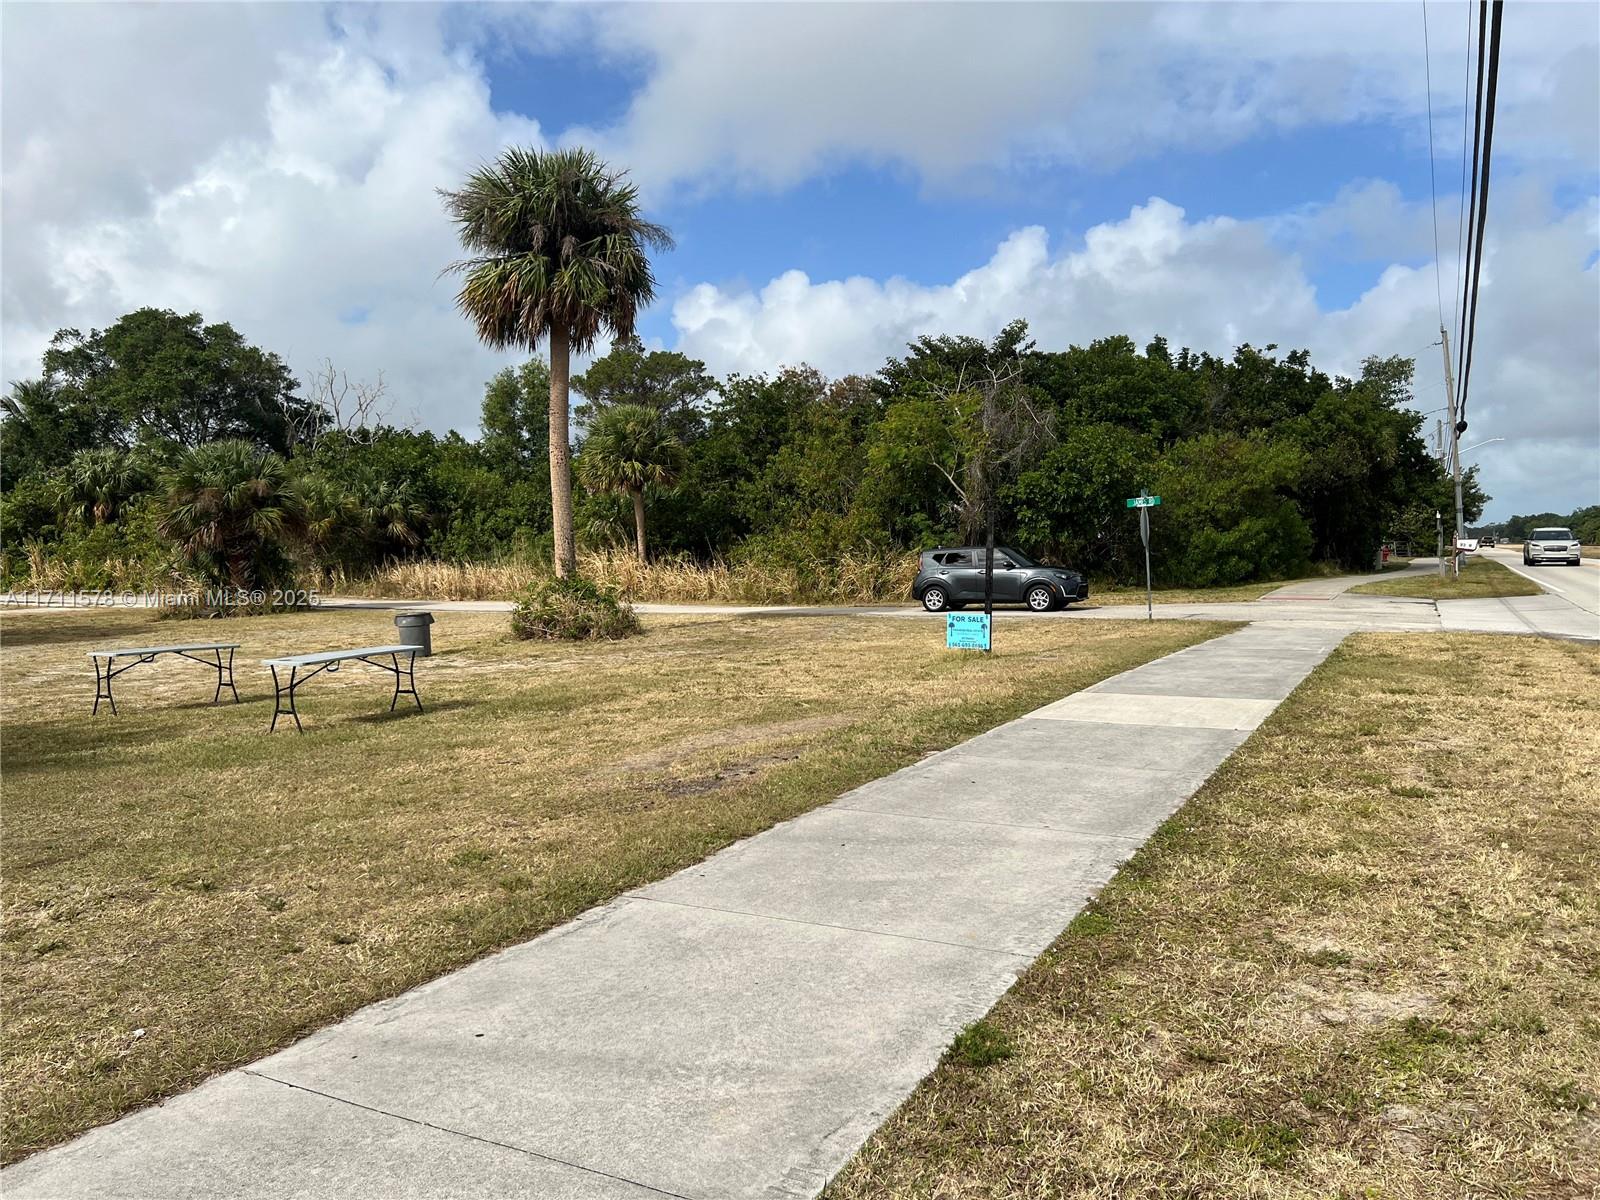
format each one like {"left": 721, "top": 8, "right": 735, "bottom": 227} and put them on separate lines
{"left": 510, "top": 575, "right": 642, "bottom": 641}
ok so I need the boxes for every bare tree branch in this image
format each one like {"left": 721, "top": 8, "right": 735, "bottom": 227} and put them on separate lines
{"left": 287, "top": 360, "right": 402, "bottom": 451}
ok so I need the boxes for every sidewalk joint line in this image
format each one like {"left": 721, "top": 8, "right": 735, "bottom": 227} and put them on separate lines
{"left": 826, "top": 802, "right": 1150, "bottom": 841}
{"left": 622, "top": 895, "right": 1037, "bottom": 960}
{"left": 242, "top": 1070, "right": 692, "bottom": 1199}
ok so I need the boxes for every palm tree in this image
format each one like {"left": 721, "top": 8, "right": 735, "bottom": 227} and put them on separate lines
{"left": 578, "top": 404, "right": 684, "bottom": 559}
{"left": 158, "top": 441, "right": 307, "bottom": 592}
{"left": 442, "top": 147, "right": 672, "bottom": 577}
{"left": 61, "top": 447, "right": 148, "bottom": 526}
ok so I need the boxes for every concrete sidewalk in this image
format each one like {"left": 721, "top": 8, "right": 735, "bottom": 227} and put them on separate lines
{"left": 4, "top": 625, "right": 1344, "bottom": 1200}
{"left": 1259, "top": 560, "right": 1433, "bottom": 600}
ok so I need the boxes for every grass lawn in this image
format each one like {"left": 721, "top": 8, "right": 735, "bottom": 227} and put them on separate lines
{"left": 0, "top": 605, "right": 1227, "bottom": 1163}
{"left": 827, "top": 632, "right": 1600, "bottom": 1199}
{"left": 1347, "top": 557, "right": 1542, "bottom": 601}
{"left": 1092, "top": 580, "right": 1292, "bottom": 605}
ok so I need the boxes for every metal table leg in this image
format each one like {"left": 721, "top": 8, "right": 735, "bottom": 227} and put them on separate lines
{"left": 270, "top": 665, "right": 305, "bottom": 733}
{"left": 92, "top": 657, "right": 118, "bottom": 715}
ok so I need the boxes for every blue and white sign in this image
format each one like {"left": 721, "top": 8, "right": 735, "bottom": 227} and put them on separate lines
{"left": 946, "top": 612, "right": 991, "bottom": 651}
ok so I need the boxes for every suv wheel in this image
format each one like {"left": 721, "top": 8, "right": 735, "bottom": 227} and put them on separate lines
{"left": 921, "top": 585, "right": 951, "bottom": 613}
{"left": 1026, "top": 584, "right": 1056, "bottom": 612}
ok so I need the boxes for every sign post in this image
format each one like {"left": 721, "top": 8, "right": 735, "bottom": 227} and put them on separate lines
{"left": 1126, "top": 492, "right": 1161, "bottom": 621}
{"left": 981, "top": 499, "right": 996, "bottom": 654}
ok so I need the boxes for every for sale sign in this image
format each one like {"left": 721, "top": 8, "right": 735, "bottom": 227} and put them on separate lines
{"left": 946, "top": 612, "right": 991, "bottom": 651}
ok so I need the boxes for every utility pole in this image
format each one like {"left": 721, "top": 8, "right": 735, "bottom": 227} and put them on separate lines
{"left": 1440, "top": 325, "right": 1464, "bottom": 578}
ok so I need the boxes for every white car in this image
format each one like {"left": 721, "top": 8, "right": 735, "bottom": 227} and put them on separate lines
{"left": 1523, "top": 527, "right": 1582, "bottom": 566}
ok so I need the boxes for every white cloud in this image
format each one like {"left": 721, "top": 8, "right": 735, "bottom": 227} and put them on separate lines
{"left": 569, "top": 0, "right": 1598, "bottom": 195}
{"left": 2, "top": 4, "right": 540, "bottom": 432}
{"left": 671, "top": 195, "right": 1599, "bottom": 519}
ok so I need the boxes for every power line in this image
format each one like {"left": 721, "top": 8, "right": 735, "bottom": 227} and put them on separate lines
{"left": 1422, "top": 1, "right": 1446, "bottom": 330}
{"left": 1453, "top": 0, "right": 1474, "bottom": 336}
{"left": 1456, "top": 0, "right": 1488, "bottom": 403}
{"left": 1457, "top": 0, "right": 1504, "bottom": 430}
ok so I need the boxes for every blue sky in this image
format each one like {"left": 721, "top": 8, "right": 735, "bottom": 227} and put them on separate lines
{"left": 3, "top": 2, "right": 1596, "bottom": 518}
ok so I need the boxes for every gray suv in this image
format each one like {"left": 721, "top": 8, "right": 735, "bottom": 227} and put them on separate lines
{"left": 913, "top": 547, "right": 1088, "bottom": 612}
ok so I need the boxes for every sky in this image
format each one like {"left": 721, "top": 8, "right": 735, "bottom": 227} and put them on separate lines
{"left": 2, "top": 1, "right": 1596, "bottom": 521}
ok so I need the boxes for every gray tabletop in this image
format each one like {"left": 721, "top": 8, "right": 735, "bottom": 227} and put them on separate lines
{"left": 88, "top": 643, "right": 241, "bottom": 659}
{"left": 263, "top": 645, "right": 418, "bottom": 668}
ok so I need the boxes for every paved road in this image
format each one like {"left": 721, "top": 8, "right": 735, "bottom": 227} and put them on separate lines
{"left": 4, "top": 557, "right": 1594, "bottom": 641}
{"left": 1479, "top": 545, "right": 1600, "bottom": 617}
{"left": 2, "top": 625, "right": 1344, "bottom": 1200}
{"left": 1418, "top": 548, "right": 1599, "bottom": 641}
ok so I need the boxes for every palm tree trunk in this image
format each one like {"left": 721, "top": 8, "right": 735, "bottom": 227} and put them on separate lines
{"left": 548, "top": 326, "right": 576, "bottom": 577}
{"left": 632, "top": 488, "right": 647, "bottom": 559}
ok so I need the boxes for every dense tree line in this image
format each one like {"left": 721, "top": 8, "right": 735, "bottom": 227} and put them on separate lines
{"left": 1, "top": 304, "right": 1484, "bottom": 594}
{"left": 1475, "top": 508, "right": 1599, "bottom": 545}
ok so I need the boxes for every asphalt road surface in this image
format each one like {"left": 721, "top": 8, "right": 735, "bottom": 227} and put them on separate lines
{"left": 1479, "top": 545, "right": 1599, "bottom": 619}
{"left": 4, "top": 554, "right": 1596, "bottom": 640}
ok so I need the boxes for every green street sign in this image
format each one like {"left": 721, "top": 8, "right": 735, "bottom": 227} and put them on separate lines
{"left": 1126, "top": 495, "right": 1162, "bottom": 508}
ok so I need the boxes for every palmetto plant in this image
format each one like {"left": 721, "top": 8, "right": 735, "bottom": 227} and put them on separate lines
{"left": 61, "top": 447, "right": 148, "bottom": 526}
{"left": 157, "top": 440, "right": 307, "bottom": 593}
{"left": 297, "top": 472, "right": 364, "bottom": 566}
{"left": 359, "top": 480, "right": 429, "bottom": 556}
{"left": 578, "top": 404, "right": 685, "bottom": 559}
{"left": 441, "top": 147, "right": 672, "bottom": 577}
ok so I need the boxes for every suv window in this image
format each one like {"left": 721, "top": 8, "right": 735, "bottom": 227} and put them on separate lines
{"left": 935, "top": 551, "right": 972, "bottom": 566}
{"left": 1531, "top": 529, "right": 1574, "bottom": 541}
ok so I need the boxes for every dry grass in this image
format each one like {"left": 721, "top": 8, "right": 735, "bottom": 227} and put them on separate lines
{"left": 827, "top": 632, "right": 1600, "bottom": 1199}
{"left": 1348, "top": 558, "right": 1542, "bottom": 600}
{"left": 0, "top": 604, "right": 1226, "bottom": 1163}
{"left": 316, "top": 555, "right": 1355, "bottom": 610}
{"left": 314, "top": 548, "right": 920, "bottom": 605}
{"left": 6, "top": 543, "right": 181, "bottom": 593}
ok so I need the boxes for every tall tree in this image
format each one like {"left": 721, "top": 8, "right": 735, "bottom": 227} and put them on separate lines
{"left": 572, "top": 336, "right": 715, "bottom": 442}
{"left": 40, "top": 308, "right": 309, "bottom": 451}
{"left": 577, "top": 404, "right": 685, "bottom": 558}
{"left": 479, "top": 360, "right": 552, "bottom": 474}
{"left": 879, "top": 321, "right": 1053, "bottom": 543}
{"left": 2, "top": 378, "right": 126, "bottom": 488}
{"left": 442, "top": 147, "right": 672, "bottom": 577}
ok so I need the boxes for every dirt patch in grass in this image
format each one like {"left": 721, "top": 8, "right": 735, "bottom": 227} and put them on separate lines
{"left": 0, "top": 605, "right": 1226, "bottom": 1162}
{"left": 826, "top": 632, "right": 1600, "bottom": 1199}
{"left": 1347, "top": 557, "right": 1542, "bottom": 600}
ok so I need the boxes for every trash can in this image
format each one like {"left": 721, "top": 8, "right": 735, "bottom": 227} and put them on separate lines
{"left": 394, "top": 611, "right": 434, "bottom": 657}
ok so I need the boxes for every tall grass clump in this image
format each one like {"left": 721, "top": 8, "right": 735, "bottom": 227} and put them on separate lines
{"left": 14, "top": 540, "right": 182, "bottom": 593}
